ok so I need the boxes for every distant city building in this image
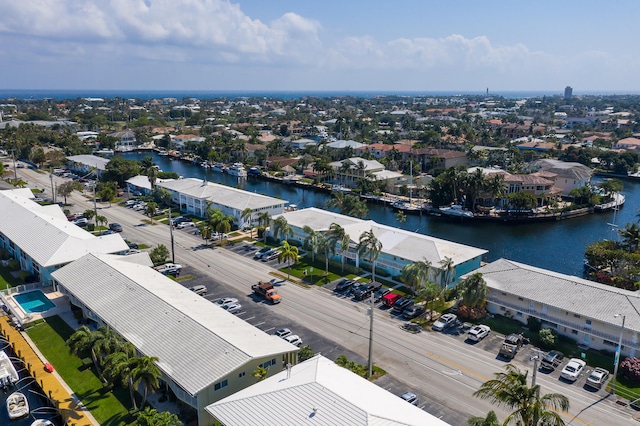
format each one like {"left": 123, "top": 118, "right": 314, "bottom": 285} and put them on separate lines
{"left": 564, "top": 86, "right": 573, "bottom": 99}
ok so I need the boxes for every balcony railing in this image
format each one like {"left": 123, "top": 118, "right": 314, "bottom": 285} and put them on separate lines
{"left": 487, "top": 296, "right": 638, "bottom": 349}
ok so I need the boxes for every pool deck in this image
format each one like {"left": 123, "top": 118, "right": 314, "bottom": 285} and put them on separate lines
{"left": 2, "top": 290, "right": 69, "bottom": 326}
{"left": 0, "top": 315, "right": 99, "bottom": 426}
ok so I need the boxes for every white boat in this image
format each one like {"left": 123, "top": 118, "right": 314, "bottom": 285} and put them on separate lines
{"left": 158, "top": 150, "right": 168, "bottom": 156}
{"left": 392, "top": 200, "right": 422, "bottom": 214}
{"left": 226, "top": 163, "right": 247, "bottom": 177}
{"left": 31, "top": 420, "right": 54, "bottom": 426}
{"left": 439, "top": 204, "right": 474, "bottom": 218}
{"left": 0, "top": 350, "right": 19, "bottom": 389}
{"left": 7, "top": 391, "right": 29, "bottom": 419}
{"left": 331, "top": 184, "right": 352, "bottom": 193}
{"left": 200, "top": 161, "right": 210, "bottom": 168}
{"left": 212, "top": 163, "right": 226, "bottom": 173}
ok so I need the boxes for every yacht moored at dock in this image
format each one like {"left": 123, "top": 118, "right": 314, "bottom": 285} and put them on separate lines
{"left": 439, "top": 204, "right": 474, "bottom": 218}
{"left": 226, "top": 163, "right": 247, "bottom": 177}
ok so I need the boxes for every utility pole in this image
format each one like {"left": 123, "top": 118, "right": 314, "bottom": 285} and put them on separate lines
{"left": 168, "top": 206, "right": 175, "bottom": 263}
{"left": 10, "top": 149, "right": 17, "bottom": 180}
{"left": 531, "top": 350, "right": 540, "bottom": 386}
{"left": 612, "top": 314, "right": 626, "bottom": 397}
{"left": 49, "top": 167, "right": 55, "bottom": 203}
{"left": 368, "top": 291, "right": 374, "bottom": 378}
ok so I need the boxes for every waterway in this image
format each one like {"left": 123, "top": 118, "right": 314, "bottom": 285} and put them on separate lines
{"left": 122, "top": 152, "right": 640, "bottom": 277}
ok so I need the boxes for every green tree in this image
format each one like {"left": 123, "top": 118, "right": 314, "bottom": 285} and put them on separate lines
{"left": 272, "top": 216, "right": 293, "bottom": 242}
{"left": 303, "top": 225, "right": 322, "bottom": 263}
{"left": 298, "top": 345, "right": 315, "bottom": 362}
{"left": 103, "top": 156, "right": 140, "bottom": 187}
{"left": 251, "top": 366, "right": 269, "bottom": 382}
{"left": 395, "top": 210, "right": 407, "bottom": 223}
{"left": 326, "top": 223, "right": 351, "bottom": 273}
{"left": 135, "top": 407, "right": 183, "bottom": 426}
{"left": 507, "top": 191, "right": 537, "bottom": 210}
{"left": 619, "top": 222, "right": 640, "bottom": 253}
{"left": 473, "top": 364, "right": 569, "bottom": 426}
{"left": 278, "top": 240, "right": 299, "bottom": 279}
{"left": 199, "top": 224, "right": 213, "bottom": 246}
{"left": 103, "top": 342, "right": 140, "bottom": 410}
{"left": 468, "top": 410, "right": 501, "bottom": 426}
{"left": 132, "top": 355, "right": 162, "bottom": 409}
{"left": 83, "top": 209, "right": 96, "bottom": 223}
{"left": 401, "top": 259, "right": 432, "bottom": 294}
{"left": 96, "top": 181, "right": 118, "bottom": 206}
{"left": 66, "top": 326, "right": 102, "bottom": 376}
{"left": 241, "top": 207, "right": 254, "bottom": 238}
{"left": 58, "top": 180, "right": 83, "bottom": 204}
{"left": 145, "top": 201, "right": 158, "bottom": 223}
{"left": 150, "top": 244, "right": 170, "bottom": 266}
{"left": 416, "top": 280, "right": 440, "bottom": 321}
{"left": 356, "top": 230, "right": 383, "bottom": 285}
{"left": 257, "top": 211, "right": 272, "bottom": 243}
{"left": 539, "top": 329, "right": 557, "bottom": 349}
{"left": 457, "top": 272, "right": 487, "bottom": 309}
{"left": 439, "top": 256, "right": 455, "bottom": 290}
{"left": 140, "top": 156, "right": 158, "bottom": 189}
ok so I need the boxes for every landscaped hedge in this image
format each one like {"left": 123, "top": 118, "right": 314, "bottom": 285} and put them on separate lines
{"left": 621, "top": 357, "right": 640, "bottom": 384}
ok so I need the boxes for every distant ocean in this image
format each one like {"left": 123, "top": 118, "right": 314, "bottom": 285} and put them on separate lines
{"left": 0, "top": 89, "right": 640, "bottom": 100}
{"left": 0, "top": 89, "right": 638, "bottom": 101}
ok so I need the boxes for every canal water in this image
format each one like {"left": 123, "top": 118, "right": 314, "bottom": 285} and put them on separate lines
{"left": 122, "top": 153, "right": 640, "bottom": 277}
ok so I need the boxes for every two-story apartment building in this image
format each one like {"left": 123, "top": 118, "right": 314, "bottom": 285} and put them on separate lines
{"left": 52, "top": 253, "right": 298, "bottom": 426}
{"left": 271, "top": 208, "right": 487, "bottom": 288}
{"left": 0, "top": 189, "right": 128, "bottom": 286}
{"left": 474, "top": 258, "right": 639, "bottom": 357}
{"left": 157, "top": 178, "right": 287, "bottom": 228}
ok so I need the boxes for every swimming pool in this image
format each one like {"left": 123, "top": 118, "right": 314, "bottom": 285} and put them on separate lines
{"left": 13, "top": 291, "right": 55, "bottom": 314}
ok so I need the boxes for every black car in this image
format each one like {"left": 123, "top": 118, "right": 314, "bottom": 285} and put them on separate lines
{"left": 373, "top": 287, "right": 390, "bottom": 303}
{"left": 392, "top": 297, "right": 414, "bottom": 314}
{"left": 540, "top": 350, "right": 564, "bottom": 371}
{"left": 370, "top": 281, "right": 383, "bottom": 292}
{"left": 402, "top": 305, "right": 426, "bottom": 319}
{"left": 109, "top": 223, "right": 123, "bottom": 232}
{"left": 353, "top": 283, "right": 375, "bottom": 300}
{"left": 335, "top": 279, "right": 356, "bottom": 292}
{"left": 127, "top": 242, "right": 139, "bottom": 249}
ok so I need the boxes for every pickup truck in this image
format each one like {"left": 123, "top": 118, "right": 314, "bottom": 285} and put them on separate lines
{"left": 499, "top": 333, "right": 524, "bottom": 359}
{"left": 252, "top": 281, "right": 282, "bottom": 304}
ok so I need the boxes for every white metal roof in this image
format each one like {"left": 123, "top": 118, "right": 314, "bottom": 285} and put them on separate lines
{"left": 277, "top": 208, "right": 486, "bottom": 266}
{"left": 158, "top": 178, "right": 287, "bottom": 211}
{"left": 474, "top": 258, "right": 640, "bottom": 332}
{"left": 0, "top": 189, "right": 129, "bottom": 267}
{"left": 206, "top": 354, "right": 450, "bottom": 426}
{"left": 66, "top": 155, "right": 110, "bottom": 171}
{"left": 51, "top": 253, "right": 297, "bottom": 396}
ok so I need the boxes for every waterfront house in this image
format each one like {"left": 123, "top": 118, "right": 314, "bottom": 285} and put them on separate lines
{"left": 330, "top": 157, "right": 404, "bottom": 185}
{"left": 108, "top": 130, "right": 137, "bottom": 152}
{"left": 614, "top": 137, "right": 640, "bottom": 152}
{"left": 472, "top": 258, "right": 639, "bottom": 357}
{"left": 283, "top": 138, "right": 317, "bottom": 150}
{"left": 271, "top": 208, "right": 487, "bottom": 288}
{"left": 157, "top": 178, "right": 287, "bottom": 228}
{"left": 206, "top": 354, "right": 449, "bottom": 426}
{"left": 528, "top": 159, "right": 592, "bottom": 197}
{"left": 408, "top": 148, "right": 467, "bottom": 172}
{"left": 0, "top": 189, "right": 128, "bottom": 286}
{"left": 52, "top": 253, "right": 298, "bottom": 426}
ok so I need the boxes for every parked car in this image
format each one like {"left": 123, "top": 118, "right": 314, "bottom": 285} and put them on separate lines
{"left": 499, "top": 333, "right": 525, "bottom": 359}
{"left": 188, "top": 285, "right": 207, "bottom": 296}
{"left": 123, "top": 249, "right": 141, "bottom": 255}
{"left": 561, "top": 358, "right": 586, "bottom": 382}
{"left": 125, "top": 199, "right": 138, "bottom": 207}
{"left": 222, "top": 302, "right": 242, "bottom": 314}
{"left": 335, "top": 279, "right": 356, "bottom": 292}
{"left": 467, "top": 325, "right": 491, "bottom": 342}
{"left": 254, "top": 247, "right": 271, "bottom": 259}
{"left": 400, "top": 391, "right": 419, "bottom": 406}
{"left": 585, "top": 367, "right": 610, "bottom": 389}
{"left": 382, "top": 292, "right": 402, "bottom": 308}
{"left": 402, "top": 305, "right": 426, "bottom": 320}
{"left": 261, "top": 249, "right": 281, "bottom": 262}
{"left": 170, "top": 216, "right": 187, "bottom": 226}
{"left": 216, "top": 297, "right": 238, "bottom": 307}
{"left": 73, "top": 217, "right": 88, "bottom": 227}
{"left": 275, "top": 328, "right": 292, "bottom": 338}
{"left": 353, "top": 283, "right": 376, "bottom": 300}
{"left": 392, "top": 297, "right": 414, "bottom": 314}
{"left": 373, "top": 287, "right": 390, "bottom": 303}
{"left": 155, "top": 263, "right": 182, "bottom": 276}
{"left": 177, "top": 221, "right": 196, "bottom": 229}
{"left": 284, "top": 334, "right": 303, "bottom": 347}
{"left": 127, "top": 242, "right": 139, "bottom": 249}
{"left": 109, "top": 223, "right": 123, "bottom": 232}
{"left": 432, "top": 313, "right": 458, "bottom": 331}
{"left": 540, "top": 350, "right": 565, "bottom": 371}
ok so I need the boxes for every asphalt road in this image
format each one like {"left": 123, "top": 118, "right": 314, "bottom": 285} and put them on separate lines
{"left": 14, "top": 165, "right": 639, "bottom": 425}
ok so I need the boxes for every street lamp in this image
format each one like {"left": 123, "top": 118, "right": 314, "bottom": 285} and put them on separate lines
{"left": 611, "top": 313, "right": 626, "bottom": 396}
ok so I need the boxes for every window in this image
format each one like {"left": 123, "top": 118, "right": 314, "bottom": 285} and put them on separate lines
{"left": 518, "top": 297, "right": 524, "bottom": 301}
{"left": 573, "top": 314, "right": 581, "bottom": 318}
{"left": 238, "top": 372, "right": 245, "bottom": 378}
{"left": 214, "top": 380, "right": 228, "bottom": 391}
{"left": 500, "top": 307, "right": 506, "bottom": 311}
{"left": 571, "top": 330, "right": 578, "bottom": 335}
{"left": 586, "top": 319, "right": 592, "bottom": 325}
{"left": 516, "top": 312, "right": 523, "bottom": 317}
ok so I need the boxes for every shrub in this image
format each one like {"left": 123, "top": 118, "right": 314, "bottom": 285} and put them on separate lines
{"left": 527, "top": 317, "right": 542, "bottom": 332}
{"left": 17, "top": 271, "right": 34, "bottom": 283}
{"left": 457, "top": 304, "right": 487, "bottom": 320}
{"left": 0, "top": 248, "right": 9, "bottom": 260}
{"left": 539, "top": 328, "right": 556, "bottom": 349}
{"left": 298, "top": 345, "right": 314, "bottom": 362}
{"left": 620, "top": 357, "right": 640, "bottom": 383}
{"left": 7, "top": 259, "right": 20, "bottom": 271}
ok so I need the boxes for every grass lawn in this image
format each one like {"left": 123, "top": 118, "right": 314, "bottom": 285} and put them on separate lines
{"left": 611, "top": 376, "right": 640, "bottom": 402}
{"left": 26, "top": 316, "right": 135, "bottom": 425}
{"left": 281, "top": 257, "right": 341, "bottom": 286}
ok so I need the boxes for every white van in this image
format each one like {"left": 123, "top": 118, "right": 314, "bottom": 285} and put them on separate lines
{"left": 189, "top": 285, "right": 207, "bottom": 296}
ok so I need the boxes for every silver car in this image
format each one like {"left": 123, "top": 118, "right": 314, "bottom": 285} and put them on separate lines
{"left": 222, "top": 302, "right": 242, "bottom": 314}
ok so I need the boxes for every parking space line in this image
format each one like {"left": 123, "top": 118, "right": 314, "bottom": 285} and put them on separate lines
{"left": 252, "top": 321, "right": 265, "bottom": 327}
{"left": 243, "top": 316, "right": 256, "bottom": 321}
{"left": 263, "top": 327, "right": 275, "bottom": 333}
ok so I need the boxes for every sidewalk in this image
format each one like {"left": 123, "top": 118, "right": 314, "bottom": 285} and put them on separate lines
{"left": 0, "top": 316, "right": 99, "bottom": 426}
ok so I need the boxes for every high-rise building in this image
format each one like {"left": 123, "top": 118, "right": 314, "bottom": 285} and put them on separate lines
{"left": 564, "top": 86, "right": 573, "bottom": 99}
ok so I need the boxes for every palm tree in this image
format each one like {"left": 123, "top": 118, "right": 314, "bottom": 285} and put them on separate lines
{"left": 303, "top": 225, "right": 322, "bottom": 263}
{"left": 132, "top": 355, "right": 161, "bottom": 409}
{"left": 317, "top": 234, "right": 331, "bottom": 275}
{"left": 272, "top": 216, "right": 293, "bottom": 242}
{"left": 327, "top": 223, "right": 351, "bottom": 272}
{"left": 438, "top": 256, "right": 455, "bottom": 290}
{"left": 241, "top": 207, "right": 253, "bottom": 238}
{"left": 199, "top": 224, "right": 213, "bottom": 246}
{"left": 356, "top": 230, "right": 382, "bottom": 285}
{"left": 140, "top": 156, "right": 158, "bottom": 189}
{"left": 278, "top": 240, "right": 299, "bottom": 279}
{"left": 257, "top": 211, "right": 272, "bottom": 243}
{"left": 96, "top": 215, "right": 108, "bottom": 228}
{"left": 401, "top": 259, "right": 432, "bottom": 294}
{"left": 416, "top": 280, "right": 440, "bottom": 321}
{"left": 468, "top": 411, "right": 500, "bottom": 426}
{"left": 251, "top": 366, "right": 269, "bottom": 382}
{"left": 103, "top": 342, "right": 140, "bottom": 410}
{"left": 145, "top": 201, "right": 158, "bottom": 223}
{"left": 67, "top": 326, "right": 101, "bottom": 374}
{"left": 395, "top": 210, "right": 407, "bottom": 223}
{"left": 83, "top": 209, "right": 96, "bottom": 224}
{"left": 473, "top": 364, "right": 569, "bottom": 426}
{"left": 619, "top": 222, "right": 640, "bottom": 253}
{"left": 326, "top": 191, "right": 347, "bottom": 212}
{"left": 457, "top": 272, "right": 487, "bottom": 309}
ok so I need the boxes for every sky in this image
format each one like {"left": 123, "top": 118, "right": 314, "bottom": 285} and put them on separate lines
{"left": 1, "top": 0, "right": 640, "bottom": 93}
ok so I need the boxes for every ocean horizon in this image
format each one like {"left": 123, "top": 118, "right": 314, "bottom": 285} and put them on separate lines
{"left": 1, "top": 89, "right": 639, "bottom": 101}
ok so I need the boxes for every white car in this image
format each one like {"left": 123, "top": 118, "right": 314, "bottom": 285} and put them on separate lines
{"left": 222, "top": 302, "right": 242, "bottom": 314}
{"left": 177, "top": 221, "right": 196, "bottom": 229}
{"left": 155, "top": 263, "right": 182, "bottom": 275}
{"left": 467, "top": 324, "right": 491, "bottom": 342}
{"left": 284, "top": 334, "right": 303, "bottom": 347}
{"left": 432, "top": 313, "right": 457, "bottom": 331}
{"left": 560, "top": 358, "right": 586, "bottom": 382}
{"left": 275, "top": 328, "right": 292, "bottom": 338}
{"left": 216, "top": 297, "right": 238, "bottom": 307}
{"left": 401, "top": 391, "right": 419, "bottom": 406}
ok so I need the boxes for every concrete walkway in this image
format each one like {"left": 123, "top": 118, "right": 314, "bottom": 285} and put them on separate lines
{"left": 0, "top": 315, "right": 99, "bottom": 426}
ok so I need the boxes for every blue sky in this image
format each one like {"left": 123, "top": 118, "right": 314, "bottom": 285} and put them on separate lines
{"left": 1, "top": 0, "right": 639, "bottom": 92}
